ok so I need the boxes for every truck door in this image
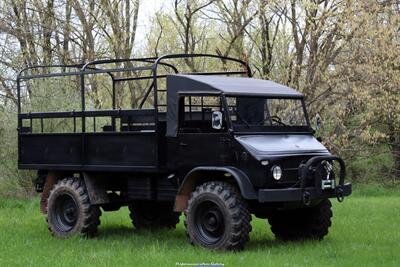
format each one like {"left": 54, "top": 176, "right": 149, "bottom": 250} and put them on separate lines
{"left": 174, "top": 95, "right": 231, "bottom": 170}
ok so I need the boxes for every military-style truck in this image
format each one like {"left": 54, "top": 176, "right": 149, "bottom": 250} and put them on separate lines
{"left": 17, "top": 54, "right": 351, "bottom": 250}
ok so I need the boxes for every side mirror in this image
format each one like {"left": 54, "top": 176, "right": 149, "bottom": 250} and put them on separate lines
{"left": 315, "top": 113, "right": 322, "bottom": 131}
{"left": 211, "top": 111, "right": 223, "bottom": 130}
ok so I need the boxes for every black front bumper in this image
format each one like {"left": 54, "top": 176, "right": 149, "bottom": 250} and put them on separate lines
{"left": 258, "top": 155, "right": 352, "bottom": 204}
{"left": 258, "top": 183, "right": 352, "bottom": 202}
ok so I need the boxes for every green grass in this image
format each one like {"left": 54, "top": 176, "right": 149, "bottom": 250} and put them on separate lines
{"left": 0, "top": 187, "right": 399, "bottom": 267}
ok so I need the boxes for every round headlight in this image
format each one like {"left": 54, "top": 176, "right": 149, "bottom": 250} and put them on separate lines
{"left": 271, "top": 165, "right": 283, "bottom": 180}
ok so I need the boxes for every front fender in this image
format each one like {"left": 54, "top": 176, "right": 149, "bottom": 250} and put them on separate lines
{"left": 174, "top": 166, "right": 257, "bottom": 212}
{"left": 178, "top": 166, "right": 257, "bottom": 199}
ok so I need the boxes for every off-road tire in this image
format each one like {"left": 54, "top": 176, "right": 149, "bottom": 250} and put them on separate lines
{"left": 128, "top": 201, "right": 180, "bottom": 229}
{"left": 46, "top": 177, "right": 101, "bottom": 238}
{"left": 184, "top": 181, "right": 251, "bottom": 251}
{"left": 268, "top": 199, "right": 332, "bottom": 241}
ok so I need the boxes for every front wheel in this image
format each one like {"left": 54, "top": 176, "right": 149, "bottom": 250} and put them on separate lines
{"left": 46, "top": 177, "right": 101, "bottom": 238}
{"left": 268, "top": 199, "right": 332, "bottom": 241}
{"left": 184, "top": 181, "right": 251, "bottom": 251}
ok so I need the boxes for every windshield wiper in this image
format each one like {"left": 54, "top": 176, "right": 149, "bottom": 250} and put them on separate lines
{"left": 271, "top": 116, "right": 288, "bottom": 126}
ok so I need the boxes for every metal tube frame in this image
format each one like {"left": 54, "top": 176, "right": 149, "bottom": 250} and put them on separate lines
{"left": 16, "top": 53, "right": 251, "bottom": 167}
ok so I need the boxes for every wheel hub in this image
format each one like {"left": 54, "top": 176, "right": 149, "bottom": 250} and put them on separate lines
{"left": 203, "top": 209, "right": 222, "bottom": 232}
{"left": 54, "top": 193, "right": 79, "bottom": 232}
{"left": 195, "top": 201, "right": 225, "bottom": 245}
{"left": 64, "top": 205, "right": 77, "bottom": 224}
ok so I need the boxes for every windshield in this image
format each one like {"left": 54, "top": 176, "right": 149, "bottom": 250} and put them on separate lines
{"left": 226, "top": 96, "right": 310, "bottom": 132}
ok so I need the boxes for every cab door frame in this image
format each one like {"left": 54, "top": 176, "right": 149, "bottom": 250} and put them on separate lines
{"left": 173, "top": 93, "right": 232, "bottom": 173}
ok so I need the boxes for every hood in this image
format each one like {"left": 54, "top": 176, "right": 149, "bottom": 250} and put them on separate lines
{"left": 235, "top": 134, "right": 330, "bottom": 160}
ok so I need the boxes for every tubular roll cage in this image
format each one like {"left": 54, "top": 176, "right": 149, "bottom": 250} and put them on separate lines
{"left": 16, "top": 54, "right": 251, "bottom": 169}
{"left": 16, "top": 54, "right": 251, "bottom": 132}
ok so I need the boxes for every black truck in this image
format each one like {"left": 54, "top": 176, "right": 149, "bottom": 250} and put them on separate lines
{"left": 17, "top": 54, "right": 351, "bottom": 250}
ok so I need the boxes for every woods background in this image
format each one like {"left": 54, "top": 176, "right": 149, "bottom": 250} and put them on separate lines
{"left": 0, "top": 0, "right": 399, "bottom": 197}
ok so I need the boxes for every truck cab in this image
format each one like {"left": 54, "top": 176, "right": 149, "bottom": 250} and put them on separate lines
{"left": 167, "top": 74, "right": 350, "bottom": 208}
{"left": 17, "top": 54, "right": 351, "bottom": 250}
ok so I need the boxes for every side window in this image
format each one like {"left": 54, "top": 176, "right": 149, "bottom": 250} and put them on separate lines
{"left": 179, "top": 95, "right": 225, "bottom": 133}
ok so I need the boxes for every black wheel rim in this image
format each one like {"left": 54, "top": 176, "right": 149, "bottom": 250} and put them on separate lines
{"left": 194, "top": 200, "right": 225, "bottom": 245}
{"left": 53, "top": 193, "right": 79, "bottom": 232}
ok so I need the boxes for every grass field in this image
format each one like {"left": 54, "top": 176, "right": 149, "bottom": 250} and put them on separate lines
{"left": 0, "top": 185, "right": 399, "bottom": 267}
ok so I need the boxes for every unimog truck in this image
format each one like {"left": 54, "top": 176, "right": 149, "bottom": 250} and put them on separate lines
{"left": 17, "top": 54, "right": 352, "bottom": 250}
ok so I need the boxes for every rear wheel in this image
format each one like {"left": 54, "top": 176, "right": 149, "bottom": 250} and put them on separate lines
{"left": 46, "top": 177, "right": 101, "bottom": 238}
{"left": 184, "top": 181, "right": 251, "bottom": 251}
{"left": 268, "top": 199, "right": 332, "bottom": 241}
{"left": 128, "top": 201, "right": 180, "bottom": 229}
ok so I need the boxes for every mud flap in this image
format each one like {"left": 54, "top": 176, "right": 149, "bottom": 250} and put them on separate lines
{"left": 83, "top": 173, "right": 109, "bottom": 205}
{"left": 40, "top": 172, "right": 58, "bottom": 214}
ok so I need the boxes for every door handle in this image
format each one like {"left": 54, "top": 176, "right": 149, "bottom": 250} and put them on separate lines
{"left": 179, "top": 142, "right": 188, "bottom": 147}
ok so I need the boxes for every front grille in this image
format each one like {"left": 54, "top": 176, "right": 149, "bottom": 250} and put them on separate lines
{"left": 280, "top": 156, "right": 312, "bottom": 169}
{"left": 277, "top": 156, "right": 314, "bottom": 183}
{"left": 281, "top": 168, "right": 299, "bottom": 182}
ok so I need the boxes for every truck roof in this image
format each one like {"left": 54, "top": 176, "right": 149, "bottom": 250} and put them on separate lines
{"left": 166, "top": 74, "right": 303, "bottom": 137}
{"left": 167, "top": 74, "right": 303, "bottom": 98}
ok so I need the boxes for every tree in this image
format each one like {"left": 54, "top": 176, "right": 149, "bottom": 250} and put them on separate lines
{"left": 247, "top": 0, "right": 286, "bottom": 79}
{"left": 170, "top": 0, "right": 215, "bottom": 71}
{"left": 208, "top": 0, "right": 257, "bottom": 59}
{"left": 339, "top": 1, "right": 400, "bottom": 178}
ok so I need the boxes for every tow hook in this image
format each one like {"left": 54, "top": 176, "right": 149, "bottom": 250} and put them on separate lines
{"left": 336, "top": 187, "right": 344, "bottom": 202}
